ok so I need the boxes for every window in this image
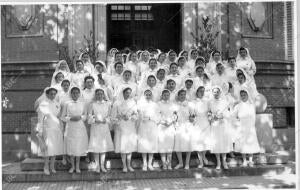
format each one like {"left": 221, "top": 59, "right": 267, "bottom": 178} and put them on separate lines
{"left": 110, "top": 4, "right": 154, "bottom": 21}
{"left": 286, "top": 107, "right": 295, "bottom": 128}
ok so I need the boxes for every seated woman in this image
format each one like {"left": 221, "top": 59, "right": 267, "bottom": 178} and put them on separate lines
{"left": 36, "top": 87, "right": 64, "bottom": 175}
{"left": 87, "top": 88, "right": 114, "bottom": 173}
{"left": 137, "top": 89, "right": 159, "bottom": 171}
{"left": 61, "top": 87, "right": 89, "bottom": 173}
{"left": 111, "top": 87, "right": 138, "bottom": 172}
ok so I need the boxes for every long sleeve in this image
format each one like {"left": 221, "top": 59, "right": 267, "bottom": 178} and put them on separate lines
{"left": 250, "top": 59, "right": 256, "bottom": 75}
{"left": 61, "top": 103, "right": 70, "bottom": 122}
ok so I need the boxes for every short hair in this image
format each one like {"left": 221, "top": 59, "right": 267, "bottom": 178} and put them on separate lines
{"left": 157, "top": 68, "right": 166, "bottom": 74}
{"left": 45, "top": 87, "right": 57, "bottom": 95}
{"left": 228, "top": 56, "right": 236, "bottom": 61}
{"left": 239, "top": 47, "right": 246, "bottom": 51}
{"left": 84, "top": 75, "right": 95, "bottom": 83}
{"left": 147, "top": 75, "right": 156, "bottom": 81}
{"left": 61, "top": 79, "right": 70, "bottom": 86}
{"left": 166, "top": 79, "right": 176, "bottom": 84}
{"left": 123, "top": 70, "right": 132, "bottom": 76}
{"left": 114, "top": 62, "right": 123, "bottom": 69}
{"left": 122, "top": 87, "right": 132, "bottom": 95}
{"left": 70, "top": 87, "right": 80, "bottom": 93}
{"left": 212, "top": 50, "right": 221, "bottom": 56}
{"left": 76, "top": 60, "right": 83, "bottom": 65}
{"left": 169, "top": 62, "right": 178, "bottom": 68}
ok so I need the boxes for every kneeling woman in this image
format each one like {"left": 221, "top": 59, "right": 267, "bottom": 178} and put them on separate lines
{"left": 87, "top": 88, "right": 114, "bottom": 173}
{"left": 112, "top": 87, "right": 138, "bottom": 172}
{"left": 37, "top": 87, "right": 64, "bottom": 175}
{"left": 137, "top": 89, "right": 159, "bottom": 171}
{"left": 61, "top": 87, "right": 89, "bottom": 173}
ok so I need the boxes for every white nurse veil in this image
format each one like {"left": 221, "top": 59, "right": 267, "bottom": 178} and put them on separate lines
{"left": 95, "top": 60, "right": 107, "bottom": 73}
{"left": 236, "top": 47, "right": 253, "bottom": 61}
{"left": 92, "top": 87, "right": 109, "bottom": 102}
{"left": 51, "top": 60, "right": 70, "bottom": 85}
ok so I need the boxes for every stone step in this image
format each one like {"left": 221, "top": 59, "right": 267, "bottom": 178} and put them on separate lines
{"left": 3, "top": 162, "right": 295, "bottom": 183}
{"left": 20, "top": 153, "right": 289, "bottom": 172}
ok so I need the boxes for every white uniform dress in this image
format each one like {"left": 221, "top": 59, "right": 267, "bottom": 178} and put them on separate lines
{"left": 71, "top": 71, "right": 89, "bottom": 90}
{"left": 157, "top": 100, "right": 177, "bottom": 153}
{"left": 112, "top": 98, "right": 138, "bottom": 153}
{"left": 191, "top": 98, "right": 211, "bottom": 151}
{"left": 232, "top": 101, "right": 260, "bottom": 154}
{"left": 137, "top": 99, "right": 159, "bottom": 153}
{"left": 174, "top": 101, "right": 193, "bottom": 152}
{"left": 62, "top": 100, "right": 88, "bottom": 156}
{"left": 87, "top": 100, "right": 114, "bottom": 153}
{"left": 208, "top": 98, "right": 232, "bottom": 153}
{"left": 37, "top": 99, "right": 64, "bottom": 157}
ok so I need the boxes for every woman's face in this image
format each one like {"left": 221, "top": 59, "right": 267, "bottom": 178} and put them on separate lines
{"left": 196, "top": 68, "right": 204, "bottom": 77}
{"left": 213, "top": 53, "right": 221, "bottom": 62}
{"left": 95, "top": 90, "right": 105, "bottom": 101}
{"left": 85, "top": 79, "right": 94, "bottom": 89}
{"left": 47, "top": 89, "right": 57, "bottom": 100}
{"left": 77, "top": 62, "right": 84, "bottom": 71}
{"left": 158, "top": 54, "right": 166, "bottom": 63}
{"left": 61, "top": 81, "right": 70, "bottom": 92}
{"left": 240, "top": 91, "right": 248, "bottom": 102}
{"left": 157, "top": 70, "right": 165, "bottom": 80}
{"left": 95, "top": 64, "right": 104, "bottom": 73}
{"left": 71, "top": 89, "right": 80, "bottom": 101}
{"left": 240, "top": 49, "right": 248, "bottom": 58}
{"left": 115, "top": 64, "right": 123, "bottom": 74}
{"left": 196, "top": 88, "right": 205, "bottom": 98}
{"left": 191, "top": 50, "right": 198, "bottom": 59}
{"left": 212, "top": 88, "right": 221, "bottom": 99}
{"left": 123, "top": 72, "right": 132, "bottom": 82}
{"left": 182, "top": 52, "right": 188, "bottom": 60}
{"left": 149, "top": 59, "right": 157, "bottom": 69}
{"left": 178, "top": 58, "right": 185, "bottom": 67}
{"left": 56, "top": 73, "right": 64, "bottom": 83}
{"left": 131, "top": 53, "right": 137, "bottom": 62}
{"left": 145, "top": 91, "right": 152, "bottom": 100}
{"left": 178, "top": 91, "right": 186, "bottom": 102}
{"left": 170, "top": 64, "right": 178, "bottom": 74}
{"left": 59, "top": 61, "right": 67, "bottom": 70}
{"left": 195, "top": 59, "right": 204, "bottom": 67}
{"left": 98, "top": 78, "right": 105, "bottom": 85}
{"left": 229, "top": 59, "right": 236, "bottom": 67}
{"left": 162, "top": 91, "right": 170, "bottom": 101}
{"left": 142, "top": 52, "right": 149, "bottom": 62}
{"left": 238, "top": 74, "right": 246, "bottom": 84}
{"left": 216, "top": 64, "right": 224, "bottom": 74}
{"left": 167, "top": 81, "right": 176, "bottom": 91}
{"left": 115, "top": 53, "right": 123, "bottom": 62}
{"left": 147, "top": 77, "right": 156, "bottom": 87}
{"left": 123, "top": 89, "right": 132, "bottom": 100}
{"left": 82, "top": 54, "right": 89, "bottom": 62}
{"left": 185, "top": 80, "right": 193, "bottom": 89}
{"left": 169, "top": 52, "right": 176, "bottom": 62}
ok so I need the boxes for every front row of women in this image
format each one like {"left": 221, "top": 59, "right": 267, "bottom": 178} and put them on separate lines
{"left": 37, "top": 84, "right": 260, "bottom": 175}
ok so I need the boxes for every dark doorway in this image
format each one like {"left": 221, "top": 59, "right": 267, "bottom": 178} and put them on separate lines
{"left": 107, "top": 4, "right": 181, "bottom": 53}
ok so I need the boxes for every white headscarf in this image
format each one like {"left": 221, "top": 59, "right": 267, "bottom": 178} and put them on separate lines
{"left": 51, "top": 60, "right": 70, "bottom": 85}
{"left": 94, "top": 60, "right": 107, "bottom": 73}
{"left": 138, "top": 50, "right": 150, "bottom": 62}
{"left": 166, "top": 50, "right": 177, "bottom": 63}
{"left": 236, "top": 47, "right": 253, "bottom": 61}
{"left": 79, "top": 52, "right": 94, "bottom": 74}
{"left": 93, "top": 87, "right": 109, "bottom": 102}
{"left": 34, "top": 87, "right": 59, "bottom": 111}
{"left": 188, "top": 48, "right": 198, "bottom": 61}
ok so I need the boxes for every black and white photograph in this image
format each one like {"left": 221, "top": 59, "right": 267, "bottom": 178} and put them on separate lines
{"left": 1, "top": 0, "right": 298, "bottom": 189}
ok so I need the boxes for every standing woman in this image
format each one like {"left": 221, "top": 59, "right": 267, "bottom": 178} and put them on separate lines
{"left": 92, "top": 61, "right": 110, "bottom": 86}
{"left": 51, "top": 72, "right": 64, "bottom": 92}
{"left": 87, "top": 88, "right": 114, "bottom": 173}
{"left": 112, "top": 87, "right": 138, "bottom": 172}
{"left": 156, "top": 68, "right": 167, "bottom": 92}
{"left": 224, "top": 56, "right": 238, "bottom": 84}
{"left": 191, "top": 86, "right": 210, "bottom": 168}
{"left": 51, "top": 60, "right": 71, "bottom": 85}
{"left": 37, "top": 87, "right": 64, "bottom": 175}
{"left": 177, "top": 56, "right": 190, "bottom": 78}
{"left": 166, "top": 50, "right": 177, "bottom": 66}
{"left": 110, "top": 62, "right": 124, "bottom": 91}
{"left": 107, "top": 51, "right": 124, "bottom": 75}
{"left": 208, "top": 86, "right": 232, "bottom": 170}
{"left": 138, "top": 50, "right": 150, "bottom": 78}
{"left": 206, "top": 50, "right": 222, "bottom": 76}
{"left": 232, "top": 89, "right": 260, "bottom": 167}
{"left": 173, "top": 89, "right": 193, "bottom": 170}
{"left": 125, "top": 52, "right": 139, "bottom": 82}
{"left": 179, "top": 50, "right": 188, "bottom": 62}
{"left": 71, "top": 60, "right": 89, "bottom": 90}
{"left": 184, "top": 78, "right": 196, "bottom": 101}
{"left": 157, "top": 52, "right": 168, "bottom": 71}
{"left": 157, "top": 89, "right": 177, "bottom": 170}
{"left": 61, "top": 87, "right": 89, "bottom": 173}
{"left": 137, "top": 90, "right": 159, "bottom": 171}
{"left": 236, "top": 47, "right": 256, "bottom": 86}
{"left": 166, "top": 63, "right": 183, "bottom": 90}
{"left": 139, "top": 75, "right": 160, "bottom": 102}
{"left": 186, "top": 49, "right": 198, "bottom": 71}
{"left": 165, "top": 79, "right": 177, "bottom": 102}
{"left": 79, "top": 52, "right": 94, "bottom": 74}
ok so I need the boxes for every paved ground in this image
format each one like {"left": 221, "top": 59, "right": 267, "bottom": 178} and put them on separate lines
{"left": 2, "top": 174, "right": 296, "bottom": 190}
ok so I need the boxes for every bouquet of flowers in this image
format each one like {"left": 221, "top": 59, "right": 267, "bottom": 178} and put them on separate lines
{"left": 208, "top": 110, "right": 223, "bottom": 124}
{"left": 189, "top": 113, "right": 196, "bottom": 123}
{"left": 160, "top": 111, "right": 178, "bottom": 127}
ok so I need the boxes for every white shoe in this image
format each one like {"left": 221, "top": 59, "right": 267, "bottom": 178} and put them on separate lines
{"left": 122, "top": 167, "right": 128, "bottom": 173}
{"left": 44, "top": 167, "right": 50, "bottom": 175}
{"left": 184, "top": 165, "right": 189, "bottom": 170}
{"left": 148, "top": 165, "right": 154, "bottom": 171}
{"left": 174, "top": 164, "right": 183, "bottom": 170}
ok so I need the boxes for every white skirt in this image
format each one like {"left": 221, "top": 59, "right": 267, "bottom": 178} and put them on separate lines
{"left": 137, "top": 120, "right": 158, "bottom": 153}
{"left": 65, "top": 120, "right": 88, "bottom": 156}
{"left": 88, "top": 123, "right": 114, "bottom": 153}
{"left": 191, "top": 117, "right": 211, "bottom": 152}
{"left": 210, "top": 119, "right": 232, "bottom": 154}
{"left": 174, "top": 122, "right": 192, "bottom": 152}
{"left": 157, "top": 124, "right": 175, "bottom": 153}
{"left": 114, "top": 120, "right": 137, "bottom": 153}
